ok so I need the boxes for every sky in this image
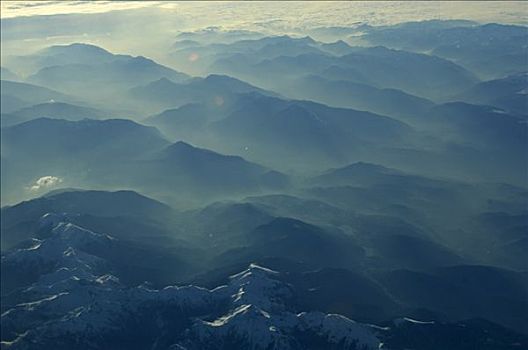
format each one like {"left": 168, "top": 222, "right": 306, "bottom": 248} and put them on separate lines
{"left": 2, "top": 1, "right": 527, "bottom": 26}
{"left": 0, "top": 1, "right": 156, "bottom": 18}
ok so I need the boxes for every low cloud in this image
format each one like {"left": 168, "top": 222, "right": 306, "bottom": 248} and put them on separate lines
{"left": 29, "top": 176, "right": 63, "bottom": 191}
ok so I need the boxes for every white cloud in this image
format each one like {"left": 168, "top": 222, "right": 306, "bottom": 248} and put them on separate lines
{"left": 29, "top": 176, "right": 63, "bottom": 191}
{"left": 1, "top": 1, "right": 155, "bottom": 19}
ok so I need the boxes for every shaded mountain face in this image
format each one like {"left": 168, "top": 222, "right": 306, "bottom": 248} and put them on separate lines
{"left": 245, "top": 217, "right": 365, "bottom": 268}
{"left": 381, "top": 317, "right": 528, "bottom": 350}
{"left": 180, "top": 201, "right": 275, "bottom": 250}
{"left": 210, "top": 217, "right": 366, "bottom": 272}
{"left": 456, "top": 72, "right": 528, "bottom": 115}
{"left": 425, "top": 103, "right": 527, "bottom": 185}
{"left": 305, "top": 162, "right": 528, "bottom": 270}
{"left": 144, "top": 103, "right": 211, "bottom": 140}
{"left": 427, "top": 102, "right": 527, "bottom": 149}
{"left": 1, "top": 118, "right": 168, "bottom": 165}
{"left": 374, "top": 265, "right": 528, "bottom": 334}
{"left": 120, "top": 141, "right": 290, "bottom": 204}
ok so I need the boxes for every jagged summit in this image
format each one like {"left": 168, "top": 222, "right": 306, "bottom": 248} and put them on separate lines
{"left": 230, "top": 263, "right": 279, "bottom": 279}
{"left": 228, "top": 263, "right": 290, "bottom": 311}
{"left": 2, "top": 219, "right": 381, "bottom": 350}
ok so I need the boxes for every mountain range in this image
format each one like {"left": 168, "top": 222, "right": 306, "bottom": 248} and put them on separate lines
{"left": 1, "top": 18, "right": 527, "bottom": 349}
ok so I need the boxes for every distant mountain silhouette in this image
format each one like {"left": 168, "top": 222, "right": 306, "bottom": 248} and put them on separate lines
{"left": 0, "top": 67, "right": 20, "bottom": 81}
{"left": 1, "top": 101, "right": 109, "bottom": 126}
{"left": 124, "top": 141, "right": 290, "bottom": 201}
{"left": 0, "top": 94, "right": 29, "bottom": 114}
{"left": 285, "top": 74, "right": 435, "bottom": 123}
{"left": 28, "top": 56, "right": 188, "bottom": 98}
{"left": 1, "top": 118, "right": 169, "bottom": 203}
{"left": 130, "top": 74, "right": 277, "bottom": 113}
{"left": 13, "top": 43, "right": 190, "bottom": 103}
{"left": 208, "top": 93, "right": 412, "bottom": 171}
{"left": 361, "top": 21, "right": 527, "bottom": 79}
{"left": 212, "top": 45, "right": 477, "bottom": 100}
{"left": 456, "top": 73, "right": 528, "bottom": 115}
{"left": 0, "top": 80, "right": 76, "bottom": 106}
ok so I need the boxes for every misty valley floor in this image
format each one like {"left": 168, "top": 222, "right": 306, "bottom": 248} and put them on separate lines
{"left": 1, "top": 8, "right": 528, "bottom": 350}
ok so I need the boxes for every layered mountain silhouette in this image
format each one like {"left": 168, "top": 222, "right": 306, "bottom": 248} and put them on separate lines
{"left": 130, "top": 74, "right": 278, "bottom": 113}
{"left": 1, "top": 101, "right": 109, "bottom": 126}
{"left": 147, "top": 92, "right": 413, "bottom": 172}
{"left": 1, "top": 80, "right": 76, "bottom": 108}
{"left": 1, "top": 17, "right": 527, "bottom": 350}
{"left": 124, "top": 141, "right": 290, "bottom": 202}
{"left": 1, "top": 118, "right": 290, "bottom": 205}
{"left": 212, "top": 44, "right": 477, "bottom": 100}
{"left": 360, "top": 22, "right": 527, "bottom": 79}
{"left": 456, "top": 72, "right": 528, "bottom": 115}
{"left": 0, "top": 118, "right": 168, "bottom": 203}
{"left": 7, "top": 43, "right": 190, "bottom": 105}
{"left": 283, "top": 74, "right": 435, "bottom": 123}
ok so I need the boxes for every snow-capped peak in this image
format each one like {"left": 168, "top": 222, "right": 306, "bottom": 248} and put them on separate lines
{"left": 186, "top": 264, "right": 381, "bottom": 350}
{"left": 38, "top": 212, "right": 69, "bottom": 230}
{"left": 228, "top": 263, "right": 293, "bottom": 311}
